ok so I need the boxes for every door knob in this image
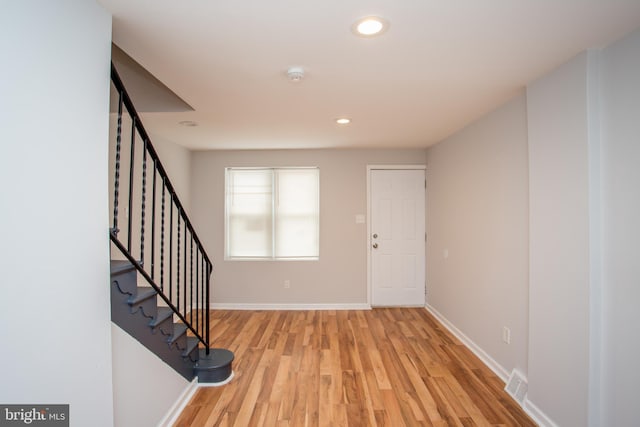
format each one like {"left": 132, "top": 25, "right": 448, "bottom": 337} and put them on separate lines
{"left": 372, "top": 243, "right": 378, "bottom": 249}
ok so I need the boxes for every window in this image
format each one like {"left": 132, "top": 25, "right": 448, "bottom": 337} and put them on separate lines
{"left": 225, "top": 167, "right": 319, "bottom": 260}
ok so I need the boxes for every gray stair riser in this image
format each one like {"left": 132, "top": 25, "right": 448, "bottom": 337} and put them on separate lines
{"left": 150, "top": 316, "right": 175, "bottom": 338}
{"left": 110, "top": 261, "right": 138, "bottom": 294}
{"left": 184, "top": 337, "right": 200, "bottom": 363}
{"left": 111, "top": 273, "right": 137, "bottom": 296}
{"left": 127, "top": 288, "right": 158, "bottom": 319}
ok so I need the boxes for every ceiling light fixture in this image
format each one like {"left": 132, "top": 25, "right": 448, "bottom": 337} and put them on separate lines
{"left": 336, "top": 118, "right": 351, "bottom": 125}
{"left": 287, "top": 67, "right": 305, "bottom": 82}
{"left": 352, "top": 16, "right": 389, "bottom": 37}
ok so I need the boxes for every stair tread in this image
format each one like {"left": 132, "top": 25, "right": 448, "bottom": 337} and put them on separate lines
{"left": 128, "top": 287, "right": 157, "bottom": 304}
{"left": 196, "top": 348, "right": 235, "bottom": 369}
{"left": 110, "top": 260, "right": 136, "bottom": 275}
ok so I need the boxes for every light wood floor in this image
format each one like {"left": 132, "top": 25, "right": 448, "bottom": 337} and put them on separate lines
{"left": 174, "top": 308, "right": 536, "bottom": 426}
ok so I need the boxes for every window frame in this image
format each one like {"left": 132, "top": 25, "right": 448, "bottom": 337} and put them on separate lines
{"left": 224, "top": 166, "right": 320, "bottom": 261}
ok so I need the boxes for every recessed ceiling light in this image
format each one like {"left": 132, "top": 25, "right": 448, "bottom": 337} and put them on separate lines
{"left": 336, "top": 118, "right": 351, "bottom": 125}
{"left": 352, "top": 16, "right": 389, "bottom": 37}
{"left": 178, "top": 120, "right": 198, "bottom": 127}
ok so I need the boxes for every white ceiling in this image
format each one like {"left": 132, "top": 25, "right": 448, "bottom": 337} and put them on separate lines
{"left": 100, "top": 0, "right": 640, "bottom": 150}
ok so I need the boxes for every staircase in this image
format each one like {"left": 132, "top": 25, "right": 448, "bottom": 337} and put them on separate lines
{"left": 110, "top": 260, "right": 233, "bottom": 382}
{"left": 109, "top": 62, "right": 233, "bottom": 384}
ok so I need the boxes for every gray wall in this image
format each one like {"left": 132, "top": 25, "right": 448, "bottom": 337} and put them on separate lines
{"left": 190, "top": 149, "right": 426, "bottom": 306}
{"left": 0, "top": 1, "right": 114, "bottom": 425}
{"left": 425, "top": 94, "right": 530, "bottom": 379}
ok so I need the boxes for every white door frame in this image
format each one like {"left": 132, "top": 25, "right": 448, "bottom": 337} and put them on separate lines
{"left": 366, "top": 164, "right": 427, "bottom": 307}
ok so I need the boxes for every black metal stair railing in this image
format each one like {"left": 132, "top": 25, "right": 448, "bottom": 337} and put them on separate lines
{"left": 109, "top": 62, "right": 211, "bottom": 355}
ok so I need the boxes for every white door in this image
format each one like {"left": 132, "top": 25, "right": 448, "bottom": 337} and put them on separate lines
{"left": 370, "top": 168, "right": 425, "bottom": 306}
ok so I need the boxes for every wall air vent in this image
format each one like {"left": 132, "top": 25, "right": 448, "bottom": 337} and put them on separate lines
{"left": 505, "top": 369, "right": 528, "bottom": 404}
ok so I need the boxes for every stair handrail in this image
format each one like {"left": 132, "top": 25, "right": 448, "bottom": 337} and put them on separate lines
{"left": 109, "top": 62, "right": 211, "bottom": 354}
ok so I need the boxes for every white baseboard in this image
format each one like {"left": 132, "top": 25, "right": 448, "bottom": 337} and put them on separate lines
{"left": 158, "top": 378, "right": 199, "bottom": 427}
{"left": 158, "top": 372, "right": 238, "bottom": 427}
{"left": 198, "top": 371, "right": 236, "bottom": 388}
{"left": 425, "top": 304, "right": 558, "bottom": 427}
{"left": 425, "top": 304, "right": 509, "bottom": 381}
{"left": 524, "top": 398, "right": 559, "bottom": 427}
{"left": 209, "top": 303, "right": 371, "bottom": 310}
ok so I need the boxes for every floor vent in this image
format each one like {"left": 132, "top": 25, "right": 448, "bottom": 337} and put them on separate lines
{"left": 505, "top": 369, "right": 528, "bottom": 404}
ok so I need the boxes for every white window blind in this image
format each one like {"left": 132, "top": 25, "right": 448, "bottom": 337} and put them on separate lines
{"left": 225, "top": 167, "right": 319, "bottom": 260}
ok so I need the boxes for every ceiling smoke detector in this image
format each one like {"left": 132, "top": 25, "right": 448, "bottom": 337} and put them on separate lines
{"left": 287, "top": 67, "right": 305, "bottom": 82}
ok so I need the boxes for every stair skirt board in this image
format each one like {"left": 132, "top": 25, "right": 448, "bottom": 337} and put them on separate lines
{"left": 110, "top": 260, "right": 233, "bottom": 383}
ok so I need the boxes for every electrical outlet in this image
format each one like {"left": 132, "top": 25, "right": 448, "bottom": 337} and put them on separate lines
{"left": 502, "top": 327, "right": 511, "bottom": 344}
{"left": 284, "top": 280, "right": 290, "bottom": 289}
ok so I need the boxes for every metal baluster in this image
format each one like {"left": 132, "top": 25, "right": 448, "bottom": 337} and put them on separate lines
{"left": 177, "top": 212, "right": 180, "bottom": 315}
{"left": 127, "top": 117, "right": 136, "bottom": 253}
{"left": 160, "top": 179, "right": 165, "bottom": 291}
{"left": 140, "top": 138, "right": 147, "bottom": 265}
{"left": 200, "top": 253, "right": 204, "bottom": 341}
{"left": 169, "top": 197, "right": 173, "bottom": 305}
{"left": 183, "top": 222, "right": 187, "bottom": 317}
{"left": 151, "top": 161, "right": 157, "bottom": 279}
{"left": 206, "top": 261, "right": 211, "bottom": 354}
{"left": 195, "top": 248, "right": 200, "bottom": 337}
{"left": 112, "top": 89, "right": 123, "bottom": 235}
{"left": 190, "top": 233, "right": 194, "bottom": 327}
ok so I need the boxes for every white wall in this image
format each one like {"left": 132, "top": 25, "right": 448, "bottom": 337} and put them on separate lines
{"left": 527, "top": 52, "right": 592, "bottom": 427}
{"left": 111, "top": 325, "right": 190, "bottom": 427}
{"left": 424, "top": 94, "right": 530, "bottom": 379}
{"left": 600, "top": 29, "right": 640, "bottom": 427}
{"left": 190, "top": 149, "right": 425, "bottom": 306}
{"left": 0, "top": 1, "right": 114, "bottom": 426}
